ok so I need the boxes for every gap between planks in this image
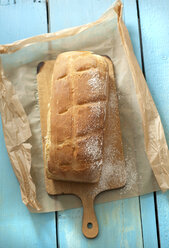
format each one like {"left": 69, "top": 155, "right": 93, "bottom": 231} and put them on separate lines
{"left": 46, "top": 0, "right": 50, "bottom": 32}
{"left": 135, "top": 1, "right": 147, "bottom": 245}
{"left": 136, "top": 0, "right": 160, "bottom": 247}
{"left": 44, "top": 0, "right": 57, "bottom": 245}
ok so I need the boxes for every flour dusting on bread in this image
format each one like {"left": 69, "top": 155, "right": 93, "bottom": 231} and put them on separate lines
{"left": 46, "top": 51, "right": 110, "bottom": 183}
{"left": 84, "top": 136, "right": 102, "bottom": 161}
{"left": 88, "top": 70, "right": 107, "bottom": 95}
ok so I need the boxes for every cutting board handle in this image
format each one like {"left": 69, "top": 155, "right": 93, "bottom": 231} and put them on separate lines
{"left": 81, "top": 197, "right": 98, "bottom": 239}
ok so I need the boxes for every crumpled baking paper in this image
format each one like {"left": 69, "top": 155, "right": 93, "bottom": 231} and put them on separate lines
{"left": 0, "top": 0, "right": 168, "bottom": 212}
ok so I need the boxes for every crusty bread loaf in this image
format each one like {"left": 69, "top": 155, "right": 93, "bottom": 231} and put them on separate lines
{"left": 45, "top": 51, "right": 110, "bottom": 183}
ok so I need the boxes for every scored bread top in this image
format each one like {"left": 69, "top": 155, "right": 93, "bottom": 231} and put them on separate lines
{"left": 46, "top": 51, "right": 109, "bottom": 183}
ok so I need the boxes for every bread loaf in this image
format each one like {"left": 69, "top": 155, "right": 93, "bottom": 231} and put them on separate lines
{"left": 45, "top": 51, "right": 110, "bottom": 183}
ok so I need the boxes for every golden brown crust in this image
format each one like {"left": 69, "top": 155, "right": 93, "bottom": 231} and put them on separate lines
{"left": 46, "top": 51, "right": 110, "bottom": 183}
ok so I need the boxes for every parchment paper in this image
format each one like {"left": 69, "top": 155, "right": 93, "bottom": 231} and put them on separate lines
{"left": 0, "top": 0, "right": 169, "bottom": 212}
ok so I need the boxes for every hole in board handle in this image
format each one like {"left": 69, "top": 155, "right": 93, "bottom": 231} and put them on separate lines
{"left": 87, "top": 222, "right": 93, "bottom": 229}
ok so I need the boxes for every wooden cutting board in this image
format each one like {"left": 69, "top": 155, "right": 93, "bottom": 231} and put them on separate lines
{"left": 37, "top": 58, "right": 126, "bottom": 239}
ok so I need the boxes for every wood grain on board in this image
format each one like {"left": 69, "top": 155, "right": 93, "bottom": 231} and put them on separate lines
{"left": 37, "top": 57, "right": 126, "bottom": 238}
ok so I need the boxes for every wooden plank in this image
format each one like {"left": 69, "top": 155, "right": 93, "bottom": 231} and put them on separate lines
{"left": 49, "top": 0, "right": 143, "bottom": 246}
{"left": 0, "top": 118, "right": 57, "bottom": 248}
{"left": 124, "top": 1, "right": 158, "bottom": 248}
{"left": 138, "top": 0, "right": 169, "bottom": 142}
{"left": 138, "top": 1, "right": 169, "bottom": 247}
{"left": 156, "top": 191, "right": 169, "bottom": 248}
{"left": 0, "top": 1, "right": 57, "bottom": 248}
{"left": 48, "top": 0, "right": 113, "bottom": 32}
{"left": 58, "top": 198, "right": 142, "bottom": 248}
{"left": 0, "top": 0, "right": 47, "bottom": 44}
{"left": 139, "top": 194, "right": 158, "bottom": 248}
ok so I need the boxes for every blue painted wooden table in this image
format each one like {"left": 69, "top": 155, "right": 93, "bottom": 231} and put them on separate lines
{"left": 0, "top": 1, "right": 169, "bottom": 247}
